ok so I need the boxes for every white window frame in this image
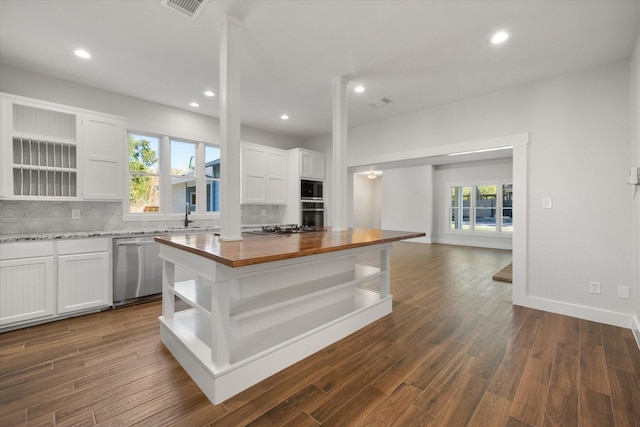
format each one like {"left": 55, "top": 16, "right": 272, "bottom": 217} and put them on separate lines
{"left": 446, "top": 181, "right": 512, "bottom": 235}
{"left": 123, "top": 131, "right": 220, "bottom": 222}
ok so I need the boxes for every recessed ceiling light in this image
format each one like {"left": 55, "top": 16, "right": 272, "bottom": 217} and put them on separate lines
{"left": 354, "top": 85, "right": 365, "bottom": 93}
{"left": 204, "top": 90, "right": 215, "bottom": 97}
{"left": 74, "top": 49, "right": 91, "bottom": 59}
{"left": 490, "top": 31, "right": 509, "bottom": 44}
{"left": 280, "top": 114, "right": 289, "bottom": 120}
{"left": 190, "top": 102, "right": 199, "bottom": 107}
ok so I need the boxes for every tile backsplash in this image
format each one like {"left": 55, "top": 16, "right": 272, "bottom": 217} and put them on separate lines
{"left": 0, "top": 200, "right": 285, "bottom": 235}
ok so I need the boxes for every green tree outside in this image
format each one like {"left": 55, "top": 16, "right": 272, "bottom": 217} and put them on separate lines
{"left": 129, "top": 135, "right": 159, "bottom": 210}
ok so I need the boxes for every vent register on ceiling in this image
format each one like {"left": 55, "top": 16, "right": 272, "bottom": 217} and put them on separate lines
{"left": 161, "top": 0, "right": 208, "bottom": 18}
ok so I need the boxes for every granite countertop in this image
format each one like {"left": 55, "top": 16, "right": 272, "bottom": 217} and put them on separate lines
{"left": 0, "top": 226, "right": 220, "bottom": 243}
{"left": 155, "top": 228, "right": 426, "bottom": 267}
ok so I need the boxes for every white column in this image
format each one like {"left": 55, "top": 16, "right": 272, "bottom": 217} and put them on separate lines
{"left": 332, "top": 77, "right": 349, "bottom": 231}
{"left": 219, "top": 15, "right": 243, "bottom": 241}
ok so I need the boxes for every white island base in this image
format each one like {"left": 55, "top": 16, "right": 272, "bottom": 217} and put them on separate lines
{"left": 158, "top": 241, "right": 393, "bottom": 405}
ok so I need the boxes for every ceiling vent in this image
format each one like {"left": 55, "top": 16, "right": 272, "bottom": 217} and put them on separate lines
{"left": 368, "top": 97, "right": 393, "bottom": 108}
{"left": 161, "top": 0, "right": 209, "bottom": 19}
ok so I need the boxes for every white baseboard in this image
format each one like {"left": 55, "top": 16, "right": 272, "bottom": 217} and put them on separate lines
{"left": 433, "top": 236, "right": 512, "bottom": 250}
{"left": 633, "top": 315, "right": 640, "bottom": 349}
{"left": 514, "top": 294, "right": 636, "bottom": 330}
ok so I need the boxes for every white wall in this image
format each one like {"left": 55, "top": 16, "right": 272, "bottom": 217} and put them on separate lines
{"left": 381, "top": 165, "right": 433, "bottom": 244}
{"left": 307, "top": 60, "right": 635, "bottom": 329}
{"left": 631, "top": 33, "right": 640, "bottom": 334}
{"left": 0, "top": 64, "right": 305, "bottom": 150}
{"left": 433, "top": 158, "right": 513, "bottom": 250}
{"left": 352, "top": 173, "right": 382, "bottom": 229}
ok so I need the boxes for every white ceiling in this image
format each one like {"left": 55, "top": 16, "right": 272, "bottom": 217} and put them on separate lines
{"left": 1, "top": 0, "right": 639, "bottom": 139}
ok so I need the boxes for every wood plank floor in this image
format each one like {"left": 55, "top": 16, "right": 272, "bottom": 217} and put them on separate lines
{"left": 1, "top": 242, "right": 639, "bottom": 426}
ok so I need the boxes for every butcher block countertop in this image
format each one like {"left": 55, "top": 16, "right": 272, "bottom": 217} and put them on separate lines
{"left": 155, "top": 228, "right": 425, "bottom": 267}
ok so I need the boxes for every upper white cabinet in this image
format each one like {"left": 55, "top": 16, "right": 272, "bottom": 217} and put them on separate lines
{"left": 82, "top": 114, "right": 125, "bottom": 200}
{"left": 241, "top": 142, "right": 287, "bottom": 205}
{"left": 299, "top": 149, "right": 325, "bottom": 180}
{"left": 0, "top": 97, "right": 80, "bottom": 199}
{"left": 0, "top": 93, "right": 125, "bottom": 201}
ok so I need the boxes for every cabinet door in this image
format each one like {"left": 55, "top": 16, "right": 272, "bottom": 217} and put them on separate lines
{"left": 242, "top": 145, "right": 267, "bottom": 203}
{"left": 82, "top": 114, "right": 125, "bottom": 200}
{"left": 58, "top": 252, "right": 109, "bottom": 314}
{"left": 0, "top": 257, "right": 55, "bottom": 325}
{"left": 266, "top": 150, "right": 287, "bottom": 204}
{"left": 312, "top": 155, "right": 325, "bottom": 180}
{"left": 299, "top": 151, "right": 314, "bottom": 178}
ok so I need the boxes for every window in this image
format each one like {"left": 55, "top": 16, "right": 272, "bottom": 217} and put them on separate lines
{"left": 450, "top": 183, "right": 512, "bottom": 233}
{"left": 129, "top": 134, "right": 160, "bottom": 213}
{"left": 127, "top": 132, "right": 220, "bottom": 217}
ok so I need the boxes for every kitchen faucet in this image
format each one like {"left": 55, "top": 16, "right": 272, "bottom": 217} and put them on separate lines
{"left": 185, "top": 203, "right": 194, "bottom": 227}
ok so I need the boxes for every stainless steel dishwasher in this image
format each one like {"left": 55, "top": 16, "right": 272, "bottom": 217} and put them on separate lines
{"left": 113, "top": 236, "right": 163, "bottom": 306}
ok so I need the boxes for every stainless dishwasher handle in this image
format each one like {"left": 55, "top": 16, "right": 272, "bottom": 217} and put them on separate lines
{"left": 115, "top": 241, "right": 158, "bottom": 246}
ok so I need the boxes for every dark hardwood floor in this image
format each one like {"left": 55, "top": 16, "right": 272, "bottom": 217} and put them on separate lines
{"left": 1, "top": 242, "right": 639, "bottom": 426}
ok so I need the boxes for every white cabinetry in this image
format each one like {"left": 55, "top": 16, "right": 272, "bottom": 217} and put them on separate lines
{"left": 82, "top": 114, "right": 125, "bottom": 200}
{"left": 299, "top": 149, "right": 325, "bottom": 180}
{"left": 57, "top": 239, "right": 110, "bottom": 314}
{"left": 0, "top": 238, "right": 111, "bottom": 330}
{"left": 0, "top": 241, "right": 55, "bottom": 326}
{"left": 0, "top": 93, "right": 125, "bottom": 201}
{"left": 241, "top": 142, "right": 287, "bottom": 204}
{"left": 0, "top": 96, "right": 80, "bottom": 199}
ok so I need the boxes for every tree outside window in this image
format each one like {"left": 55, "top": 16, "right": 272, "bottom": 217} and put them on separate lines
{"left": 129, "top": 134, "right": 159, "bottom": 213}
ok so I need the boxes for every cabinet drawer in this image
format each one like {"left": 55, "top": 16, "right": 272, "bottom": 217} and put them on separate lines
{"left": 0, "top": 241, "right": 54, "bottom": 260}
{"left": 58, "top": 238, "right": 109, "bottom": 255}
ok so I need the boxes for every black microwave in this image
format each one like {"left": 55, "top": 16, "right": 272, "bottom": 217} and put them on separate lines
{"left": 301, "top": 179, "right": 323, "bottom": 200}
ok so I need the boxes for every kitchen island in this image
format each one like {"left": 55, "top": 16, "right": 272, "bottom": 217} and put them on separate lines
{"left": 155, "top": 228, "right": 424, "bottom": 404}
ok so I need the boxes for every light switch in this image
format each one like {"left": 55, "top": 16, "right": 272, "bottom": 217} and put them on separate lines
{"left": 542, "top": 197, "right": 552, "bottom": 209}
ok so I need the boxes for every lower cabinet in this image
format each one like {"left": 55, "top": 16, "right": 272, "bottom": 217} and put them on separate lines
{"left": 0, "top": 238, "right": 110, "bottom": 329}
{"left": 57, "top": 238, "right": 110, "bottom": 314}
{"left": 0, "top": 250, "right": 55, "bottom": 326}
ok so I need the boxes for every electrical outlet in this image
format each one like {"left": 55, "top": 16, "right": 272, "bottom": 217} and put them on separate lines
{"left": 542, "top": 197, "right": 552, "bottom": 209}
{"left": 589, "top": 281, "right": 601, "bottom": 295}
{"left": 71, "top": 209, "right": 81, "bottom": 219}
{"left": 617, "top": 286, "right": 630, "bottom": 299}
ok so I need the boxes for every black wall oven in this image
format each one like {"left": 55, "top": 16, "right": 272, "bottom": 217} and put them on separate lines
{"left": 301, "top": 201, "right": 324, "bottom": 227}
{"left": 301, "top": 179, "right": 323, "bottom": 200}
{"left": 301, "top": 180, "right": 324, "bottom": 227}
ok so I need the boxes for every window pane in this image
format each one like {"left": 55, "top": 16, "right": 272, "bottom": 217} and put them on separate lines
{"left": 171, "top": 140, "right": 196, "bottom": 214}
{"left": 170, "top": 140, "right": 195, "bottom": 176}
{"left": 129, "top": 134, "right": 159, "bottom": 174}
{"left": 476, "top": 208, "right": 496, "bottom": 231}
{"left": 476, "top": 185, "right": 497, "bottom": 207}
{"left": 129, "top": 174, "right": 159, "bottom": 213}
{"left": 503, "top": 184, "right": 513, "bottom": 208}
{"left": 502, "top": 184, "right": 513, "bottom": 232}
{"left": 451, "top": 187, "right": 459, "bottom": 207}
{"left": 462, "top": 186, "right": 471, "bottom": 207}
{"left": 206, "top": 179, "right": 220, "bottom": 212}
{"left": 205, "top": 146, "right": 221, "bottom": 178}
{"left": 502, "top": 208, "right": 513, "bottom": 231}
{"left": 451, "top": 207, "right": 459, "bottom": 229}
{"left": 462, "top": 208, "right": 470, "bottom": 230}
{"left": 451, "top": 187, "right": 470, "bottom": 229}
